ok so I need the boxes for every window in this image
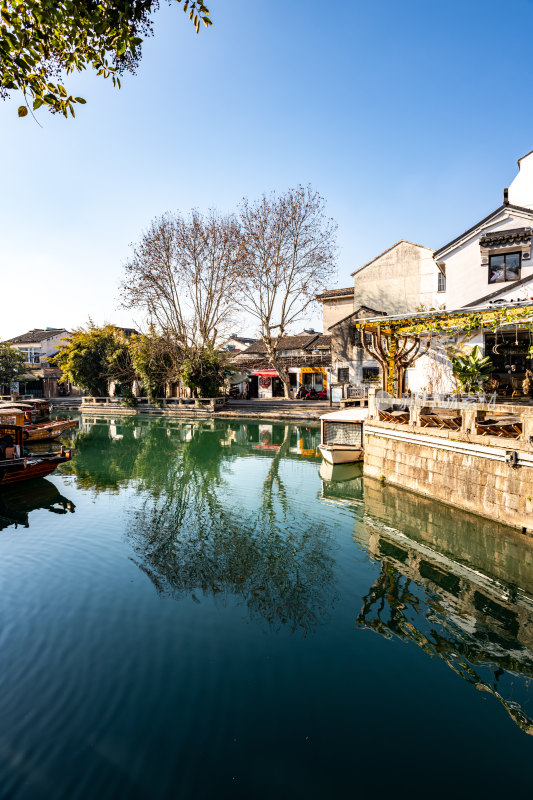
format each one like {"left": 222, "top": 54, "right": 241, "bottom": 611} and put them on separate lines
{"left": 337, "top": 367, "right": 349, "bottom": 383}
{"left": 437, "top": 272, "right": 446, "bottom": 292}
{"left": 18, "top": 347, "right": 39, "bottom": 364}
{"left": 489, "top": 252, "right": 521, "bottom": 283}
{"left": 362, "top": 367, "right": 380, "bottom": 383}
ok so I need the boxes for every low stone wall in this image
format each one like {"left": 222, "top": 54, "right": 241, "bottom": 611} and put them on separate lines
{"left": 82, "top": 396, "right": 227, "bottom": 412}
{"left": 364, "top": 396, "right": 533, "bottom": 533}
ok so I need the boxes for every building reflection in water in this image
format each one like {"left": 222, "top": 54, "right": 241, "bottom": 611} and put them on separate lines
{"left": 322, "top": 465, "right": 533, "bottom": 734}
{"left": 0, "top": 479, "right": 75, "bottom": 530}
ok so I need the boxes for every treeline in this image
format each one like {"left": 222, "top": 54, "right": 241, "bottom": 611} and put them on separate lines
{"left": 59, "top": 186, "right": 337, "bottom": 399}
{"left": 55, "top": 324, "right": 227, "bottom": 399}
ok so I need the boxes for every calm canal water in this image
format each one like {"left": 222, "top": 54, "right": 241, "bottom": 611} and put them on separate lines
{"left": 1, "top": 414, "right": 533, "bottom": 799}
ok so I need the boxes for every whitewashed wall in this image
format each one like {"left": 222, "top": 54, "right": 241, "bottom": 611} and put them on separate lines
{"left": 438, "top": 209, "right": 533, "bottom": 310}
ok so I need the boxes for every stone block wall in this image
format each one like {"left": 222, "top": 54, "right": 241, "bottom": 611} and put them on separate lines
{"left": 363, "top": 423, "right": 533, "bottom": 533}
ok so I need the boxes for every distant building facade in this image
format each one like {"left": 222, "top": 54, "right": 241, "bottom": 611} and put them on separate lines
{"left": 5, "top": 328, "right": 70, "bottom": 397}
{"left": 222, "top": 334, "right": 257, "bottom": 352}
{"left": 233, "top": 333, "right": 331, "bottom": 398}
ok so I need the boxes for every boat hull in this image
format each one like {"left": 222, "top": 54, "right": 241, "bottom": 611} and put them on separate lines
{"left": 25, "top": 419, "right": 78, "bottom": 442}
{"left": 319, "top": 445, "right": 364, "bottom": 465}
{"left": 0, "top": 455, "right": 72, "bottom": 486}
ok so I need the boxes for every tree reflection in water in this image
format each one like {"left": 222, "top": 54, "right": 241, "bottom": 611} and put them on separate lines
{"left": 65, "top": 417, "right": 337, "bottom": 633}
{"left": 128, "top": 422, "right": 337, "bottom": 633}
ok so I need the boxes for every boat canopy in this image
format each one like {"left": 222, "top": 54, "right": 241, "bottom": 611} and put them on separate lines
{"left": 226, "top": 371, "right": 250, "bottom": 385}
{"left": 320, "top": 407, "right": 369, "bottom": 423}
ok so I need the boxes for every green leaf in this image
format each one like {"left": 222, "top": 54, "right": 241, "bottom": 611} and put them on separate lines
{"left": 17, "top": 105, "right": 28, "bottom": 117}
{"left": 74, "top": 97, "right": 87, "bottom": 104}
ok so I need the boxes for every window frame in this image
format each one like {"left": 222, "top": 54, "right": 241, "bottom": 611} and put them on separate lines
{"left": 362, "top": 366, "right": 380, "bottom": 383}
{"left": 337, "top": 367, "right": 349, "bottom": 384}
{"left": 488, "top": 251, "right": 521, "bottom": 284}
{"left": 437, "top": 272, "right": 446, "bottom": 293}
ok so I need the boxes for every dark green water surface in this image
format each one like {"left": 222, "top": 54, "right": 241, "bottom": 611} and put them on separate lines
{"left": 1, "top": 414, "right": 533, "bottom": 799}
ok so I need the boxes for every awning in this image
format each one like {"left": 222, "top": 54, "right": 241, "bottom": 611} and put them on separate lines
{"left": 226, "top": 372, "right": 250, "bottom": 385}
{"left": 252, "top": 370, "right": 278, "bottom": 377}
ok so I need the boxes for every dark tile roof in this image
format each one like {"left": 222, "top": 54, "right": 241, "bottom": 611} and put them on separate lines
{"left": 328, "top": 305, "right": 388, "bottom": 331}
{"left": 233, "top": 354, "right": 331, "bottom": 370}
{"left": 310, "top": 335, "right": 331, "bottom": 349}
{"left": 241, "top": 334, "right": 320, "bottom": 354}
{"left": 479, "top": 227, "right": 532, "bottom": 247}
{"left": 6, "top": 328, "right": 67, "bottom": 344}
{"left": 316, "top": 287, "right": 354, "bottom": 300}
{"left": 228, "top": 335, "right": 257, "bottom": 344}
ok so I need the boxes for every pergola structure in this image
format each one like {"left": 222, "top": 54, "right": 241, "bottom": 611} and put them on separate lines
{"left": 355, "top": 301, "right": 533, "bottom": 394}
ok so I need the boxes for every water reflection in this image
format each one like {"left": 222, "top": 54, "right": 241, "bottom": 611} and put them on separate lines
{"left": 63, "top": 416, "right": 335, "bottom": 633}
{"left": 0, "top": 479, "right": 75, "bottom": 530}
{"left": 324, "top": 467, "right": 533, "bottom": 734}
{"left": 128, "top": 422, "right": 336, "bottom": 633}
{"left": 57, "top": 415, "right": 533, "bottom": 731}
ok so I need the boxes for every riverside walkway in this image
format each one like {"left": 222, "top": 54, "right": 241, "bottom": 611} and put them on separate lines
{"left": 74, "top": 396, "right": 337, "bottom": 421}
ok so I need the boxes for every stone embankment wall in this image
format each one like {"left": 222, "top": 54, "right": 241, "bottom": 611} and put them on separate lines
{"left": 363, "top": 393, "right": 533, "bottom": 533}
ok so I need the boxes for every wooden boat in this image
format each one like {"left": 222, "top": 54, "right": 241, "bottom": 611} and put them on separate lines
{"left": 22, "top": 398, "right": 51, "bottom": 421}
{"left": 319, "top": 407, "right": 368, "bottom": 465}
{"left": 0, "top": 423, "right": 72, "bottom": 486}
{"left": 0, "top": 398, "right": 51, "bottom": 421}
{"left": 0, "top": 407, "right": 78, "bottom": 441}
{"left": 25, "top": 418, "right": 78, "bottom": 442}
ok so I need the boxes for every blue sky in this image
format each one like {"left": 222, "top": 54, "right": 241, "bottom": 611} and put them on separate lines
{"left": 1, "top": 0, "right": 533, "bottom": 339}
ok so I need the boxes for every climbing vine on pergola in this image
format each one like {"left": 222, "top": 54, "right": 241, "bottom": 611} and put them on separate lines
{"left": 356, "top": 304, "right": 533, "bottom": 394}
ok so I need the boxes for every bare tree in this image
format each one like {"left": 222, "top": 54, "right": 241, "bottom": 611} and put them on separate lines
{"left": 120, "top": 209, "right": 241, "bottom": 352}
{"left": 237, "top": 185, "right": 337, "bottom": 397}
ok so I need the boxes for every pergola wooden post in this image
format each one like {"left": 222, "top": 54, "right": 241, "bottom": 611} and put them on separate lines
{"left": 360, "top": 325, "right": 429, "bottom": 394}
{"left": 356, "top": 303, "right": 533, "bottom": 396}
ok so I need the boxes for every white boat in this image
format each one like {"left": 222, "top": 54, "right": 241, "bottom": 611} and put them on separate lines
{"left": 319, "top": 407, "right": 368, "bottom": 465}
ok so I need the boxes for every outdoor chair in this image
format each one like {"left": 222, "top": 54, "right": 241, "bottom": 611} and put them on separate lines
{"left": 476, "top": 418, "right": 522, "bottom": 439}
{"left": 379, "top": 409, "right": 410, "bottom": 424}
{"left": 419, "top": 413, "right": 462, "bottom": 430}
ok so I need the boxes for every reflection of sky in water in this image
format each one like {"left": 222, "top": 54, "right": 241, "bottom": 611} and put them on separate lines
{"left": 0, "top": 415, "right": 532, "bottom": 798}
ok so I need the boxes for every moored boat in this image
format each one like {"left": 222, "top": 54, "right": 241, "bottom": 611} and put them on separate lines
{"left": 0, "top": 424, "right": 73, "bottom": 485}
{"left": 319, "top": 407, "right": 368, "bottom": 465}
{"left": 0, "top": 407, "right": 78, "bottom": 441}
{"left": 24, "top": 419, "right": 78, "bottom": 442}
{"left": 0, "top": 398, "right": 51, "bottom": 422}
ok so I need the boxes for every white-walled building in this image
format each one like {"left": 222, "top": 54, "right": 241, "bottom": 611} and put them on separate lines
{"left": 434, "top": 152, "right": 533, "bottom": 309}
{"left": 319, "top": 241, "right": 442, "bottom": 388}
{"left": 320, "top": 152, "right": 533, "bottom": 396}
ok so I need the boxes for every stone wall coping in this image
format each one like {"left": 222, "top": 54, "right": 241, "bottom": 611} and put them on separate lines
{"left": 382, "top": 397, "right": 533, "bottom": 415}
{"left": 366, "top": 418, "right": 533, "bottom": 452}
